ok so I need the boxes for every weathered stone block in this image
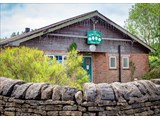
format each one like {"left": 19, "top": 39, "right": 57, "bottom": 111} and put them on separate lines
{"left": 59, "top": 111, "right": 82, "bottom": 116}
{"left": 47, "top": 111, "right": 58, "bottom": 116}
{"left": 52, "top": 85, "right": 61, "bottom": 100}
{"left": 8, "top": 97, "right": 15, "bottom": 102}
{"left": 25, "top": 100, "right": 39, "bottom": 106}
{"left": 97, "top": 100, "right": 117, "bottom": 106}
{"left": 134, "top": 107, "right": 149, "bottom": 113}
{"left": 61, "top": 86, "right": 77, "bottom": 101}
{"left": 0, "top": 96, "right": 3, "bottom": 100}
{"left": 106, "top": 107, "right": 116, "bottom": 111}
{"left": 124, "top": 109, "right": 134, "bottom": 115}
{"left": 44, "top": 100, "right": 75, "bottom": 105}
{"left": 81, "top": 102, "right": 97, "bottom": 107}
{"left": 0, "top": 107, "right": 3, "bottom": 112}
{"left": 152, "top": 101, "right": 160, "bottom": 106}
{"left": 2, "top": 79, "right": 25, "bottom": 96}
{"left": 78, "top": 106, "right": 86, "bottom": 112}
{"left": 145, "top": 102, "right": 152, "bottom": 107}
{"left": 33, "top": 109, "right": 46, "bottom": 115}
{"left": 37, "top": 106, "right": 46, "bottom": 111}
{"left": 75, "top": 91, "right": 83, "bottom": 104}
{"left": 88, "top": 106, "right": 104, "bottom": 112}
{"left": 4, "top": 111, "right": 15, "bottom": 116}
{"left": 6, "top": 102, "right": 15, "bottom": 107}
{"left": 151, "top": 79, "right": 160, "bottom": 85}
{"left": 0, "top": 77, "right": 12, "bottom": 94}
{"left": 83, "top": 83, "right": 97, "bottom": 102}
{"left": 98, "top": 111, "right": 118, "bottom": 116}
{"left": 46, "top": 105, "right": 62, "bottom": 111}
{"left": 83, "top": 112, "right": 96, "bottom": 116}
{"left": 111, "top": 82, "right": 126, "bottom": 102}
{"left": 15, "top": 108, "right": 22, "bottom": 112}
{"left": 5, "top": 107, "right": 16, "bottom": 111}
{"left": 155, "top": 109, "right": 160, "bottom": 114}
{"left": 12, "top": 83, "right": 33, "bottom": 99}
{"left": 96, "top": 83, "right": 115, "bottom": 102}
{"left": 70, "top": 111, "right": 82, "bottom": 116}
{"left": 137, "top": 80, "right": 160, "bottom": 101}
{"left": 20, "top": 112, "right": 33, "bottom": 116}
{"left": 41, "top": 85, "right": 53, "bottom": 100}
{"left": 120, "top": 105, "right": 132, "bottom": 110}
{"left": 59, "top": 111, "right": 71, "bottom": 116}
{"left": 15, "top": 112, "right": 21, "bottom": 116}
{"left": 21, "top": 108, "right": 28, "bottom": 112}
{"left": 63, "top": 105, "right": 77, "bottom": 111}
{"left": 3, "top": 96, "right": 9, "bottom": 101}
{"left": 147, "top": 110, "right": 154, "bottom": 115}
{"left": 25, "top": 83, "right": 48, "bottom": 100}
{"left": 13, "top": 99, "right": 25, "bottom": 104}
{"left": 133, "top": 81, "right": 148, "bottom": 95}
{"left": 27, "top": 108, "right": 34, "bottom": 113}
{"left": 131, "top": 103, "right": 142, "bottom": 109}
{"left": 21, "top": 104, "right": 30, "bottom": 108}
{"left": 0, "top": 100, "right": 4, "bottom": 105}
{"left": 111, "top": 82, "right": 143, "bottom": 103}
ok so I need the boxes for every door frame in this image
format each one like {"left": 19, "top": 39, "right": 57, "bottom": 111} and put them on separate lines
{"left": 83, "top": 56, "right": 93, "bottom": 82}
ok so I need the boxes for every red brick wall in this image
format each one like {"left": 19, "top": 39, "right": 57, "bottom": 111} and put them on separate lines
{"left": 85, "top": 52, "right": 149, "bottom": 84}
{"left": 42, "top": 51, "right": 149, "bottom": 84}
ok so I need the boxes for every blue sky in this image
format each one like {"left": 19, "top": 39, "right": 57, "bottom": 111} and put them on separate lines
{"left": 0, "top": 3, "right": 134, "bottom": 38}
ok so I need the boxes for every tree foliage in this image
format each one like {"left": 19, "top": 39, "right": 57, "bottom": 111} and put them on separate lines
{"left": 0, "top": 47, "right": 89, "bottom": 90}
{"left": 67, "top": 42, "right": 77, "bottom": 52}
{"left": 125, "top": 3, "right": 160, "bottom": 47}
{"left": 125, "top": 3, "right": 160, "bottom": 79}
{"left": 65, "top": 49, "right": 89, "bottom": 89}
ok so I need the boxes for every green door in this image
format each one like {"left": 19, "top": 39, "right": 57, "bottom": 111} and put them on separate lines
{"left": 82, "top": 57, "right": 92, "bottom": 82}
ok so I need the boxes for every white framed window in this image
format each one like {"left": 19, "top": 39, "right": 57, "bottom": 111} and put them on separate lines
{"left": 109, "top": 56, "right": 116, "bottom": 69}
{"left": 122, "top": 56, "right": 129, "bottom": 69}
{"left": 47, "top": 55, "right": 66, "bottom": 64}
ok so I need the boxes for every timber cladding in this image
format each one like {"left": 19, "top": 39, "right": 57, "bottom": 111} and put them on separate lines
{"left": 20, "top": 17, "right": 149, "bottom": 53}
{"left": 0, "top": 77, "right": 160, "bottom": 116}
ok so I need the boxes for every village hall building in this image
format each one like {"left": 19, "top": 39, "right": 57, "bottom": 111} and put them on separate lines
{"left": 0, "top": 10, "right": 155, "bottom": 83}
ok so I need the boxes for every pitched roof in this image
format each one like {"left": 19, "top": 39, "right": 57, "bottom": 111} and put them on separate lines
{"left": 0, "top": 10, "right": 155, "bottom": 52}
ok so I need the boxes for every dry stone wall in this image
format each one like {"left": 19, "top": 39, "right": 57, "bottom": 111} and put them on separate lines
{"left": 0, "top": 77, "right": 160, "bottom": 116}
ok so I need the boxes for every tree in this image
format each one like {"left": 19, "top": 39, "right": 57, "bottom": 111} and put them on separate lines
{"left": 125, "top": 3, "right": 160, "bottom": 48}
{"left": 67, "top": 42, "right": 77, "bottom": 52}
{"left": 10, "top": 32, "right": 17, "bottom": 37}
{"left": 125, "top": 3, "right": 160, "bottom": 79}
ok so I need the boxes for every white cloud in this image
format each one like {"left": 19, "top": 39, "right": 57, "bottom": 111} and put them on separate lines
{"left": 1, "top": 3, "right": 134, "bottom": 38}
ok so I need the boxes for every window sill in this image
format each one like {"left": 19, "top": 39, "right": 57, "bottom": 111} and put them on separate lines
{"left": 122, "top": 68, "right": 130, "bottom": 70}
{"left": 109, "top": 68, "right": 117, "bottom": 70}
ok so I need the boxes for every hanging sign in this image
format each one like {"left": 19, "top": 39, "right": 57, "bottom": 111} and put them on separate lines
{"left": 87, "top": 30, "right": 102, "bottom": 45}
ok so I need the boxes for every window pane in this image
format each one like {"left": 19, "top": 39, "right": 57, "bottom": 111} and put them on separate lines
{"left": 59, "top": 56, "right": 62, "bottom": 60}
{"left": 55, "top": 56, "right": 59, "bottom": 60}
{"left": 64, "top": 56, "right": 67, "bottom": 60}
{"left": 111, "top": 57, "right": 115, "bottom": 67}
{"left": 123, "top": 58, "right": 128, "bottom": 68}
{"left": 48, "top": 56, "right": 53, "bottom": 59}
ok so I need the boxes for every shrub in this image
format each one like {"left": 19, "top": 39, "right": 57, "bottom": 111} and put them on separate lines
{"left": 142, "top": 55, "right": 160, "bottom": 79}
{"left": 65, "top": 49, "right": 89, "bottom": 89}
{"left": 0, "top": 47, "right": 89, "bottom": 89}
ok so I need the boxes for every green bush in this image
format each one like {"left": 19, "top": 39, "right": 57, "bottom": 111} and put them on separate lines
{"left": 142, "top": 55, "right": 160, "bottom": 79}
{"left": 0, "top": 47, "right": 89, "bottom": 89}
{"left": 65, "top": 49, "right": 89, "bottom": 89}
